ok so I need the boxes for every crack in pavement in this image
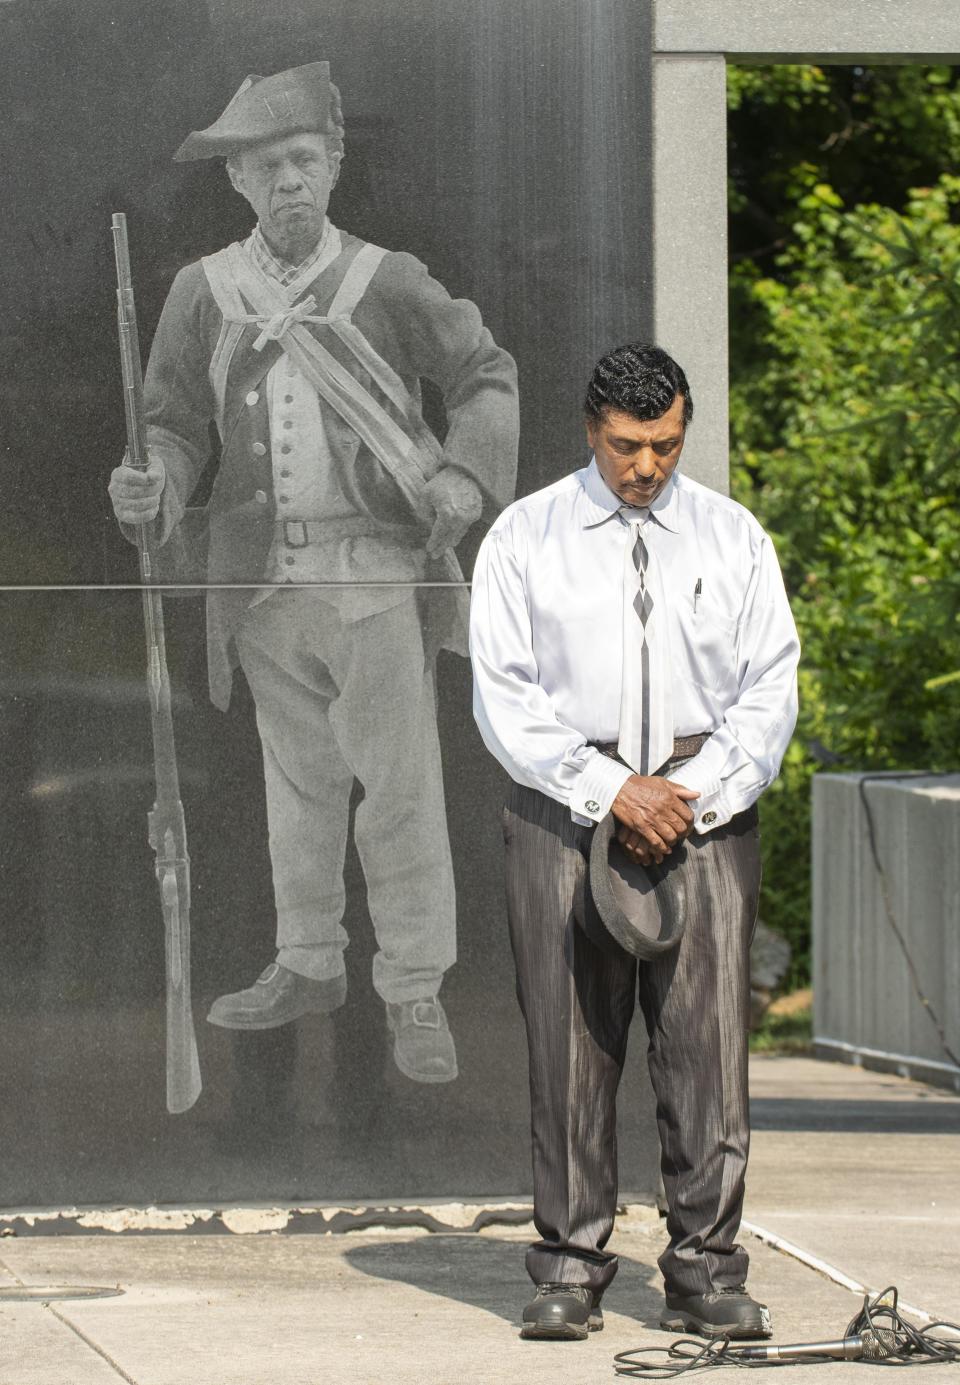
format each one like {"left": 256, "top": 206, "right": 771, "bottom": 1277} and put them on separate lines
{"left": 0, "top": 1254, "right": 139, "bottom": 1384}
{"left": 45, "top": 1304, "right": 141, "bottom": 1385}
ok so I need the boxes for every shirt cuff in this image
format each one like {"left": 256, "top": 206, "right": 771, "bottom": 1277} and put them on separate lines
{"left": 568, "top": 751, "right": 635, "bottom": 825}
{"left": 668, "top": 757, "right": 726, "bottom": 834}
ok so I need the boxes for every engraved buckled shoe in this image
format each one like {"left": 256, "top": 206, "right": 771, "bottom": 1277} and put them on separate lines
{"left": 661, "top": 1285, "right": 772, "bottom": 1339}
{"left": 385, "top": 997, "right": 458, "bottom": 1084}
{"left": 520, "top": 1283, "right": 604, "bottom": 1340}
{"left": 207, "top": 962, "right": 346, "bottom": 1029}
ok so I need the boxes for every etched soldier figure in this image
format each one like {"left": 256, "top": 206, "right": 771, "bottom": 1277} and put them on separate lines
{"left": 109, "top": 62, "right": 519, "bottom": 1083}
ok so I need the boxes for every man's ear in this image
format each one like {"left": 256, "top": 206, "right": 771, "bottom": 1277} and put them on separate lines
{"left": 226, "top": 159, "right": 245, "bottom": 196}
{"left": 584, "top": 415, "right": 598, "bottom": 450}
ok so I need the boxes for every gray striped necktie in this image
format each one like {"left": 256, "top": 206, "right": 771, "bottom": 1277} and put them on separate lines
{"left": 617, "top": 511, "right": 674, "bottom": 776}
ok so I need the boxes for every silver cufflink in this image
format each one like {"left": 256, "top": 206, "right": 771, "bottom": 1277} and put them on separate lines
{"left": 702, "top": 811, "right": 717, "bottom": 825}
{"left": 585, "top": 799, "right": 600, "bottom": 813}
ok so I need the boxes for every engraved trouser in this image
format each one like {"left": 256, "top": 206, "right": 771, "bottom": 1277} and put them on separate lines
{"left": 235, "top": 589, "right": 456, "bottom": 1004}
{"left": 503, "top": 774, "right": 760, "bottom": 1296}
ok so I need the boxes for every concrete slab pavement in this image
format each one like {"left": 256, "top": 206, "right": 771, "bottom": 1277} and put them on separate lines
{"left": 747, "top": 1055, "right": 960, "bottom": 1324}
{"left": 0, "top": 1054, "right": 957, "bottom": 1385}
{"left": 0, "top": 1221, "right": 915, "bottom": 1385}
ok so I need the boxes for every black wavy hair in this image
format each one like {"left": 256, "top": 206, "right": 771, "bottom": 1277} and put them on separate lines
{"left": 584, "top": 343, "right": 693, "bottom": 428}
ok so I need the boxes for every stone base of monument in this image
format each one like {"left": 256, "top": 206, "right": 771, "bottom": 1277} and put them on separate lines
{"left": 749, "top": 920, "right": 792, "bottom": 1029}
{"left": 812, "top": 771, "right": 960, "bottom": 1093}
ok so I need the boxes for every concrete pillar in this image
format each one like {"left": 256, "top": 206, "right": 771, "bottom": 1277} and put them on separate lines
{"left": 652, "top": 53, "right": 728, "bottom": 494}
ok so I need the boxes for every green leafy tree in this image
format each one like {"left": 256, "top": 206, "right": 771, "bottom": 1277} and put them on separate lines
{"left": 728, "top": 64, "right": 960, "bottom": 265}
{"left": 728, "top": 67, "right": 960, "bottom": 984}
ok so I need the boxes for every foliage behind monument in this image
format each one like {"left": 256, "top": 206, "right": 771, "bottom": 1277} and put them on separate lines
{"left": 728, "top": 65, "right": 960, "bottom": 984}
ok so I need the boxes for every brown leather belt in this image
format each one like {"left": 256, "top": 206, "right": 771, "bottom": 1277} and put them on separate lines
{"left": 593, "top": 733, "right": 710, "bottom": 767}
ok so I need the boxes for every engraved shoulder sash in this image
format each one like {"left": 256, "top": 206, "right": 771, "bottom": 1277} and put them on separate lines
{"left": 200, "top": 241, "right": 441, "bottom": 518}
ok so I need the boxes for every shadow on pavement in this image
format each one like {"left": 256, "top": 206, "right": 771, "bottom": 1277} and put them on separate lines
{"left": 343, "top": 1233, "right": 666, "bottom": 1329}
{"left": 751, "top": 1098, "right": 960, "bottom": 1134}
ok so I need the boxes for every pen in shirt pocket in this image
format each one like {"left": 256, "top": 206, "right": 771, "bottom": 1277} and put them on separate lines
{"left": 693, "top": 577, "right": 702, "bottom": 612}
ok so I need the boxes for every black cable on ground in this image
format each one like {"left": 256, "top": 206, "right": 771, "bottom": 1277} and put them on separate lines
{"left": 613, "top": 1287, "right": 960, "bottom": 1377}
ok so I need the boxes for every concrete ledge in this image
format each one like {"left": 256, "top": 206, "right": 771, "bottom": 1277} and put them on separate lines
{"left": 0, "top": 1200, "right": 659, "bottom": 1239}
{"left": 814, "top": 1038, "right": 960, "bottom": 1094}
{"left": 655, "top": 0, "right": 960, "bottom": 60}
{"left": 652, "top": 52, "right": 729, "bottom": 492}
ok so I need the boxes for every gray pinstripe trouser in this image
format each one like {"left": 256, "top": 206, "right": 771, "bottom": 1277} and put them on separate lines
{"left": 503, "top": 771, "right": 761, "bottom": 1298}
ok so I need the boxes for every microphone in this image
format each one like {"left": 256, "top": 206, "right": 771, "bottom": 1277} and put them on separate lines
{"left": 732, "top": 1328, "right": 897, "bottom": 1362}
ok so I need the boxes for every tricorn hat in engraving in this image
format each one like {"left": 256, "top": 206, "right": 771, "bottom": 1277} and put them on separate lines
{"left": 585, "top": 809, "right": 688, "bottom": 960}
{"left": 173, "top": 62, "right": 336, "bottom": 162}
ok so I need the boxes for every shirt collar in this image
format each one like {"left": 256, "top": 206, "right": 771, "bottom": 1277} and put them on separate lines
{"left": 247, "top": 220, "right": 340, "bottom": 295}
{"left": 578, "top": 458, "right": 680, "bottom": 534}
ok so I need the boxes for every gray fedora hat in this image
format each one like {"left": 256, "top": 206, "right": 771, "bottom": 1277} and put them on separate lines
{"left": 586, "top": 810, "right": 688, "bottom": 959}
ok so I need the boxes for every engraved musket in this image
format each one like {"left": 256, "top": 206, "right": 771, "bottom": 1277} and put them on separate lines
{"left": 111, "top": 212, "right": 202, "bottom": 1115}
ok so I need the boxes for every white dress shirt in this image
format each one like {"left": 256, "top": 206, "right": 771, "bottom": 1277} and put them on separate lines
{"left": 469, "top": 459, "right": 800, "bottom": 833}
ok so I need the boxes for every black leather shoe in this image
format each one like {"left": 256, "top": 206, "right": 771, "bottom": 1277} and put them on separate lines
{"left": 661, "top": 1285, "right": 772, "bottom": 1339}
{"left": 520, "top": 1284, "right": 603, "bottom": 1340}
{"left": 207, "top": 962, "right": 346, "bottom": 1029}
{"left": 385, "top": 997, "right": 458, "bottom": 1083}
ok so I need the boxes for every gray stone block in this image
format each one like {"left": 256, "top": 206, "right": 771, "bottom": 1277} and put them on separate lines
{"left": 749, "top": 921, "right": 792, "bottom": 1027}
{"left": 812, "top": 772, "right": 960, "bottom": 1089}
{"left": 655, "top": 0, "right": 960, "bottom": 62}
{"left": 750, "top": 922, "right": 792, "bottom": 994}
{"left": 652, "top": 54, "right": 729, "bottom": 494}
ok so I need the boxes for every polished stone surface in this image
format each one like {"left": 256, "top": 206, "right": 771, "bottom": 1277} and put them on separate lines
{"left": 0, "top": 0, "right": 655, "bottom": 585}
{"left": 0, "top": 589, "right": 660, "bottom": 1208}
{"left": 0, "top": 0, "right": 663, "bottom": 1206}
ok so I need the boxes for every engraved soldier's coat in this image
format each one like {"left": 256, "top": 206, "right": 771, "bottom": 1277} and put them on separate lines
{"left": 144, "top": 230, "right": 518, "bottom": 708}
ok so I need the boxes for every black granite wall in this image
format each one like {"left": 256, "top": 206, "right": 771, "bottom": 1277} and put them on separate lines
{"left": 0, "top": 0, "right": 659, "bottom": 1210}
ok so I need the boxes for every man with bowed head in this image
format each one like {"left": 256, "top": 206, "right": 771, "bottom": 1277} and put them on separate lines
{"left": 470, "top": 344, "right": 799, "bottom": 1339}
{"left": 109, "top": 62, "right": 518, "bottom": 1084}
